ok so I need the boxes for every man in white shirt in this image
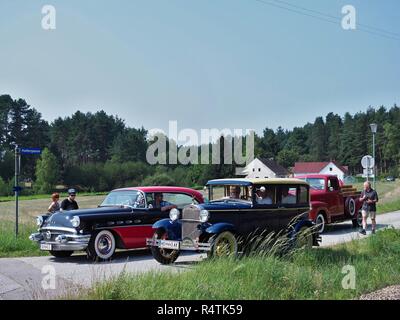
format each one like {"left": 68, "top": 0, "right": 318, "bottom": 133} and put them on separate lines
{"left": 257, "top": 186, "right": 273, "bottom": 205}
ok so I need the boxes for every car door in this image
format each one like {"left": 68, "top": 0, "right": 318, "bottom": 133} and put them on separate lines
{"left": 238, "top": 185, "right": 280, "bottom": 237}
{"left": 327, "top": 177, "right": 342, "bottom": 216}
{"left": 276, "top": 185, "right": 300, "bottom": 230}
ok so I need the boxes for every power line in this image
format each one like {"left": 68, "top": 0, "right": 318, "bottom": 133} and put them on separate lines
{"left": 272, "top": 0, "right": 400, "bottom": 38}
{"left": 254, "top": 0, "right": 400, "bottom": 41}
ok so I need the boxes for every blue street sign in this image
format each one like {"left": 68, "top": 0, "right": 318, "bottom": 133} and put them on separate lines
{"left": 20, "top": 148, "right": 42, "bottom": 155}
{"left": 13, "top": 186, "right": 23, "bottom": 193}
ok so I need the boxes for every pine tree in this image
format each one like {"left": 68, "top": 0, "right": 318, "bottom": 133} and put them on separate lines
{"left": 34, "top": 148, "right": 60, "bottom": 194}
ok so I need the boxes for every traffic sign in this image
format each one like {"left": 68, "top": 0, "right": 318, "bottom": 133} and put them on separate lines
{"left": 361, "top": 155, "right": 374, "bottom": 169}
{"left": 20, "top": 148, "right": 42, "bottom": 155}
{"left": 362, "top": 168, "right": 374, "bottom": 178}
{"left": 13, "top": 186, "right": 23, "bottom": 193}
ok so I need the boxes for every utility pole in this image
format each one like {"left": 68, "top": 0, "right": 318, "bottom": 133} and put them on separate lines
{"left": 370, "top": 124, "right": 378, "bottom": 190}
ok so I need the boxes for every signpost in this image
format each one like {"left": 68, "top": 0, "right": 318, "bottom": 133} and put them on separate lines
{"left": 14, "top": 146, "right": 42, "bottom": 237}
{"left": 361, "top": 155, "right": 375, "bottom": 181}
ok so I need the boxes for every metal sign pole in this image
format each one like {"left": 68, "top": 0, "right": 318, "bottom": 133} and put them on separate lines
{"left": 15, "top": 145, "right": 20, "bottom": 237}
{"left": 372, "top": 133, "right": 376, "bottom": 189}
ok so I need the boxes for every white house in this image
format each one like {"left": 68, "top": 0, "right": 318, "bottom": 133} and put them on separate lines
{"left": 293, "top": 161, "right": 349, "bottom": 181}
{"left": 237, "top": 158, "right": 289, "bottom": 179}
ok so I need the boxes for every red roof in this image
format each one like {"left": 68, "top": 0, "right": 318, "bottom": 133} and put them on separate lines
{"left": 293, "top": 162, "right": 348, "bottom": 174}
{"left": 113, "top": 186, "right": 204, "bottom": 203}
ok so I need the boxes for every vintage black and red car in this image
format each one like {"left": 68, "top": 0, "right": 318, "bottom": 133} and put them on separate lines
{"left": 147, "top": 178, "right": 321, "bottom": 265}
{"left": 29, "top": 186, "right": 204, "bottom": 261}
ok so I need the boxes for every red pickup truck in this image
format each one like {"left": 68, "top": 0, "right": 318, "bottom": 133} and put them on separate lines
{"left": 296, "top": 174, "right": 363, "bottom": 233}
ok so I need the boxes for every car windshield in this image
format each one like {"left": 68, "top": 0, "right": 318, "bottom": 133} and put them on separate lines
{"left": 299, "top": 178, "right": 325, "bottom": 190}
{"left": 100, "top": 190, "right": 141, "bottom": 207}
{"left": 208, "top": 185, "right": 252, "bottom": 202}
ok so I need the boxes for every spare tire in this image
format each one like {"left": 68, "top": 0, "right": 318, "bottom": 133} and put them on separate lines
{"left": 345, "top": 197, "right": 356, "bottom": 216}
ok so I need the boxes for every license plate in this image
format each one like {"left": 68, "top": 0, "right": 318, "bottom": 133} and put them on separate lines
{"left": 40, "top": 243, "right": 52, "bottom": 251}
{"left": 159, "top": 240, "right": 180, "bottom": 250}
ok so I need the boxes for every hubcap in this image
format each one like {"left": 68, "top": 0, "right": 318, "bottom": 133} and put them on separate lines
{"left": 215, "top": 235, "right": 235, "bottom": 257}
{"left": 316, "top": 215, "right": 325, "bottom": 233}
{"left": 97, "top": 234, "right": 112, "bottom": 255}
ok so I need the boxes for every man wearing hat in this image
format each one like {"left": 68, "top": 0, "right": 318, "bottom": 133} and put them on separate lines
{"left": 60, "top": 188, "right": 79, "bottom": 211}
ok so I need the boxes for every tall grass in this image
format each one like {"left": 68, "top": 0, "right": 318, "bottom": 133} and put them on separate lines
{"left": 0, "top": 221, "right": 48, "bottom": 258}
{"left": 79, "top": 228, "right": 400, "bottom": 300}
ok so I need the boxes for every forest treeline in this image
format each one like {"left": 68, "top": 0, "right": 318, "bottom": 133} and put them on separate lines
{"left": 0, "top": 94, "right": 399, "bottom": 195}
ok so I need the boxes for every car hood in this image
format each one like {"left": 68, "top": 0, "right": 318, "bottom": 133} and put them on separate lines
{"left": 42, "top": 206, "right": 133, "bottom": 228}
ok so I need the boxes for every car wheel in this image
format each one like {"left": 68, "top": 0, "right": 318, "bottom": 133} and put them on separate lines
{"left": 315, "top": 213, "right": 326, "bottom": 233}
{"left": 346, "top": 198, "right": 356, "bottom": 216}
{"left": 294, "top": 226, "right": 313, "bottom": 249}
{"left": 208, "top": 231, "right": 238, "bottom": 259}
{"left": 150, "top": 229, "right": 180, "bottom": 265}
{"left": 50, "top": 250, "right": 73, "bottom": 258}
{"left": 352, "top": 210, "right": 363, "bottom": 228}
{"left": 87, "top": 230, "right": 116, "bottom": 262}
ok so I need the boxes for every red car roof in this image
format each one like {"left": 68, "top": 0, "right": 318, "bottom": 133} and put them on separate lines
{"left": 112, "top": 186, "right": 204, "bottom": 203}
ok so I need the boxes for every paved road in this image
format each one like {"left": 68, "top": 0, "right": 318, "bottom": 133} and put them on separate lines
{"left": 1, "top": 210, "right": 400, "bottom": 300}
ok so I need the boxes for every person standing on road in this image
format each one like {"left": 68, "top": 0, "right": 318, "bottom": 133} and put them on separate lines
{"left": 60, "top": 188, "right": 79, "bottom": 211}
{"left": 359, "top": 181, "right": 379, "bottom": 235}
{"left": 47, "top": 192, "right": 60, "bottom": 214}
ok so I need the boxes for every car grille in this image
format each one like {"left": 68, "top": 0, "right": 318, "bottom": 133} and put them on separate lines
{"left": 182, "top": 205, "right": 201, "bottom": 241}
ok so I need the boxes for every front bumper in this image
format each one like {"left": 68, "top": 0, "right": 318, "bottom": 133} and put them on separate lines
{"left": 146, "top": 238, "right": 211, "bottom": 251}
{"left": 29, "top": 232, "right": 91, "bottom": 251}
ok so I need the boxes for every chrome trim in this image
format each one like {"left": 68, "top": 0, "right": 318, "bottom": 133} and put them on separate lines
{"left": 146, "top": 238, "right": 211, "bottom": 251}
{"left": 40, "top": 226, "right": 78, "bottom": 234}
{"left": 95, "top": 224, "right": 153, "bottom": 229}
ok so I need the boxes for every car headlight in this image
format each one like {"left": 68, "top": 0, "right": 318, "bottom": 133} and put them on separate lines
{"left": 36, "top": 216, "right": 43, "bottom": 227}
{"left": 71, "top": 216, "right": 80, "bottom": 228}
{"left": 199, "top": 210, "right": 210, "bottom": 223}
{"left": 169, "top": 208, "right": 180, "bottom": 221}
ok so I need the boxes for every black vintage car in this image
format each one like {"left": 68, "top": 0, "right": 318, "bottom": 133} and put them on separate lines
{"left": 147, "top": 178, "right": 321, "bottom": 264}
{"left": 29, "top": 186, "right": 204, "bottom": 261}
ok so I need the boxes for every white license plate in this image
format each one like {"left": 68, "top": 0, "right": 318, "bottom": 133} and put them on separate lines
{"left": 40, "top": 243, "right": 52, "bottom": 251}
{"left": 159, "top": 240, "right": 180, "bottom": 250}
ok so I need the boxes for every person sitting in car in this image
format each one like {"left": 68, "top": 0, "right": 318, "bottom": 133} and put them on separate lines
{"left": 280, "top": 187, "right": 296, "bottom": 204}
{"left": 151, "top": 193, "right": 177, "bottom": 212}
{"left": 229, "top": 186, "right": 241, "bottom": 199}
{"left": 257, "top": 186, "right": 273, "bottom": 205}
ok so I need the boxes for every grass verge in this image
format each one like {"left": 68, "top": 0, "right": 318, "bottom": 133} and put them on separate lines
{"left": 378, "top": 199, "right": 400, "bottom": 214}
{"left": 78, "top": 228, "right": 400, "bottom": 300}
{"left": 0, "top": 221, "right": 48, "bottom": 258}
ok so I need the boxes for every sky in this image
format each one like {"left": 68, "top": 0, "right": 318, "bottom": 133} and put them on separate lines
{"left": 0, "top": 0, "right": 399, "bottom": 136}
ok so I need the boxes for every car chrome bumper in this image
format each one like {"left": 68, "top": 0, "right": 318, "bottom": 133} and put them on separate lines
{"left": 29, "top": 232, "right": 91, "bottom": 251}
{"left": 146, "top": 238, "right": 212, "bottom": 251}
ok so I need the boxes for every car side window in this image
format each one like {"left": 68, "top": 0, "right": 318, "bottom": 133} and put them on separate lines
{"left": 162, "top": 193, "right": 198, "bottom": 209}
{"left": 298, "top": 186, "right": 309, "bottom": 204}
{"left": 277, "top": 186, "right": 297, "bottom": 204}
{"left": 254, "top": 185, "right": 276, "bottom": 206}
{"left": 328, "top": 178, "right": 339, "bottom": 191}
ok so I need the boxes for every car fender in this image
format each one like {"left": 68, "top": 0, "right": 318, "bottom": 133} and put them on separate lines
{"left": 205, "top": 222, "right": 236, "bottom": 236}
{"left": 310, "top": 201, "right": 330, "bottom": 222}
{"left": 290, "top": 219, "right": 321, "bottom": 246}
{"left": 152, "top": 218, "right": 181, "bottom": 240}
